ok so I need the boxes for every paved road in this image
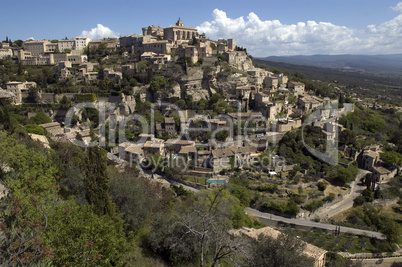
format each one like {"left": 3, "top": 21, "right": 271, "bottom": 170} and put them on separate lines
{"left": 314, "top": 169, "right": 370, "bottom": 220}
{"left": 245, "top": 207, "right": 385, "bottom": 240}
{"left": 144, "top": 171, "right": 200, "bottom": 193}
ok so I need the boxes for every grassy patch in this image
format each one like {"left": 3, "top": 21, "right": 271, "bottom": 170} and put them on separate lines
{"left": 282, "top": 227, "right": 392, "bottom": 253}
{"left": 181, "top": 175, "right": 208, "bottom": 185}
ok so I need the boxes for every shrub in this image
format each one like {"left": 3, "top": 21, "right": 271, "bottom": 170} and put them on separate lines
{"left": 353, "top": 196, "right": 365, "bottom": 206}
{"left": 317, "top": 181, "right": 327, "bottom": 191}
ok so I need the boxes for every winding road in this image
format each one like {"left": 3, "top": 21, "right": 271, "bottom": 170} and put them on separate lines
{"left": 245, "top": 207, "right": 385, "bottom": 240}
{"left": 313, "top": 169, "right": 370, "bottom": 220}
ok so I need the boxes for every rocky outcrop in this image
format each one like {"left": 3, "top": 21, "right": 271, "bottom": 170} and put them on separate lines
{"left": 180, "top": 67, "right": 211, "bottom": 101}
{"left": 153, "top": 83, "right": 181, "bottom": 104}
{"left": 118, "top": 94, "right": 136, "bottom": 116}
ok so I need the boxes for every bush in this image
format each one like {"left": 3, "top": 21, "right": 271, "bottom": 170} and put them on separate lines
{"left": 25, "top": 124, "right": 45, "bottom": 135}
{"left": 76, "top": 93, "right": 96, "bottom": 102}
{"left": 317, "top": 181, "right": 327, "bottom": 191}
{"left": 325, "top": 193, "right": 336, "bottom": 202}
{"left": 353, "top": 196, "right": 365, "bottom": 206}
{"left": 304, "top": 200, "right": 324, "bottom": 212}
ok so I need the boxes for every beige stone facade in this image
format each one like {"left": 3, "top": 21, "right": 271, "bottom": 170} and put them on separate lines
{"left": 23, "top": 40, "right": 51, "bottom": 56}
{"left": 88, "top": 38, "right": 119, "bottom": 51}
{"left": 58, "top": 39, "right": 75, "bottom": 51}
{"left": 143, "top": 40, "right": 173, "bottom": 54}
{"left": 163, "top": 19, "right": 198, "bottom": 45}
{"left": 289, "top": 81, "right": 305, "bottom": 95}
{"left": 6, "top": 81, "right": 37, "bottom": 105}
{"left": 142, "top": 25, "right": 164, "bottom": 38}
{"left": 0, "top": 48, "right": 13, "bottom": 58}
{"left": 120, "top": 34, "right": 155, "bottom": 55}
{"left": 75, "top": 37, "right": 91, "bottom": 49}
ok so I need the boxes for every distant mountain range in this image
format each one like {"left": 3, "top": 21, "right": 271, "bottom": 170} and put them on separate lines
{"left": 258, "top": 54, "right": 402, "bottom": 74}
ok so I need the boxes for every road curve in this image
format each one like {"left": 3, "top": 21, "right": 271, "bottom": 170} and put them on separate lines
{"left": 314, "top": 169, "right": 370, "bottom": 220}
{"left": 245, "top": 207, "right": 385, "bottom": 240}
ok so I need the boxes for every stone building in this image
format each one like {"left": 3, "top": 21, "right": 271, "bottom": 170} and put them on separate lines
{"left": 0, "top": 48, "right": 13, "bottom": 59}
{"left": 163, "top": 19, "right": 199, "bottom": 45}
{"left": 6, "top": 81, "right": 37, "bottom": 105}
{"left": 74, "top": 37, "right": 92, "bottom": 50}
{"left": 298, "top": 95, "right": 323, "bottom": 111}
{"left": 23, "top": 40, "right": 51, "bottom": 56}
{"left": 223, "top": 51, "right": 253, "bottom": 71}
{"left": 120, "top": 34, "right": 155, "bottom": 55}
{"left": 255, "top": 92, "right": 271, "bottom": 108}
{"left": 142, "top": 25, "right": 164, "bottom": 38}
{"left": 58, "top": 39, "right": 76, "bottom": 52}
{"left": 288, "top": 81, "right": 305, "bottom": 95}
{"left": 39, "top": 122, "right": 63, "bottom": 136}
{"left": 143, "top": 40, "right": 173, "bottom": 54}
{"left": 88, "top": 38, "right": 119, "bottom": 51}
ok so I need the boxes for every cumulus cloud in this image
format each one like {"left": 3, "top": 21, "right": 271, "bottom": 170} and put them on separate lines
{"left": 364, "top": 3, "right": 402, "bottom": 53}
{"left": 197, "top": 7, "right": 402, "bottom": 56}
{"left": 392, "top": 2, "right": 402, "bottom": 12}
{"left": 81, "top": 24, "right": 119, "bottom": 40}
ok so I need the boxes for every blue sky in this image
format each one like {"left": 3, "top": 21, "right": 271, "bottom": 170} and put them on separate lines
{"left": 2, "top": 0, "right": 402, "bottom": 56}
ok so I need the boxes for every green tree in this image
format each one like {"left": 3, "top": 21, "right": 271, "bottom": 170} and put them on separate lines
{"left": 58, "top": 95, "right": 72, "bottom": 109}
{"left": 31, "top": 111, "right": 52, "bottom": 125}
{"left": 0, "top": 132, "right": 59, "bottom": 265}
{"left": 109, "top": 167, "right": 172, "bottom": 232}
{"left": 25, "top": 124, "right": 45, "bottom": 135}
{"left": 84, "top": 147, "right": 114, "bottom": 216}
{"left": 45, "top": 202, "right": 131, "bottom": 266}
{"left": 249, "top": 233, "right": 315, "bottom": 267}
{"left": 148, "top": 188, "right": 250, "bottom": 266}
{"left": 380, "top": 151, "right": 402, "bottom": 167}
{"left": 317, "top": 181, "right": 327, "bottom": 192}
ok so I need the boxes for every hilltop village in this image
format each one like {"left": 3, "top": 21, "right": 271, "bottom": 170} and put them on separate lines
{"left": 0, "top": 19, "right": 402, "bottom": 266}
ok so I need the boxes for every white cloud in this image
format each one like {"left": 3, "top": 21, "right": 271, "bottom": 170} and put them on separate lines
{"left": 26, "top": 37, "right": 35, "bottom": 41}
{"left": 81, "top": 24, "right": 119, "bottom": 40}
{"left": 196, "top": 8, "right": 402, "bottom": 56}
{"left": 392, "top": 2, "right": 402, "bottom": 12}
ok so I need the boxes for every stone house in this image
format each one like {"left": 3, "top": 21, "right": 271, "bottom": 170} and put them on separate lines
{"left": 6, "top": 81, "right": 37, "bottom": 105}
{"left": 103, "top": 69, "right": 122, "bottom": 81}
{"left": 358, "top": 145, "right": 381, "bottom": 170}
{"left": 372, "top": 166, "right": 397, "bottom": 182}
{"left": 0, "top": 48, "right": 13, "bottom": 59}
{"left": 125, "top": 145, "right": 145, "bottom": 167}
{"left": 164, "top": 117, "right": 177, "bottom": 137}
{"left": 254, "top": 92, "right": 271, "bottom": 108}
{"left": 298, "top": 95, "right": 323, "bottom": 111}
{"left": 142, "top": 138, "right": 165, "bottom": 156}
{"left": 203, "top": 119, "right": 227, "bottom": 132}
{"left": 208, "top": 148, "right": 235, "bottom": 173}
{"left": 288, "top": 81, "right": 305, "bottom": 95}
{"left": 164, "top": 139, "right": 195, "bottom": 155}
{"left": 39, "top": 122, "right": 63, "bottom": 136}
{"left": 83, "top": 72, "right": 98, "bottom": 83}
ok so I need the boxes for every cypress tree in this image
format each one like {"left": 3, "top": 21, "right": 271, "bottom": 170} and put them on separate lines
{"left": 84, "top": 146, "right": 114, "bottom": 216}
